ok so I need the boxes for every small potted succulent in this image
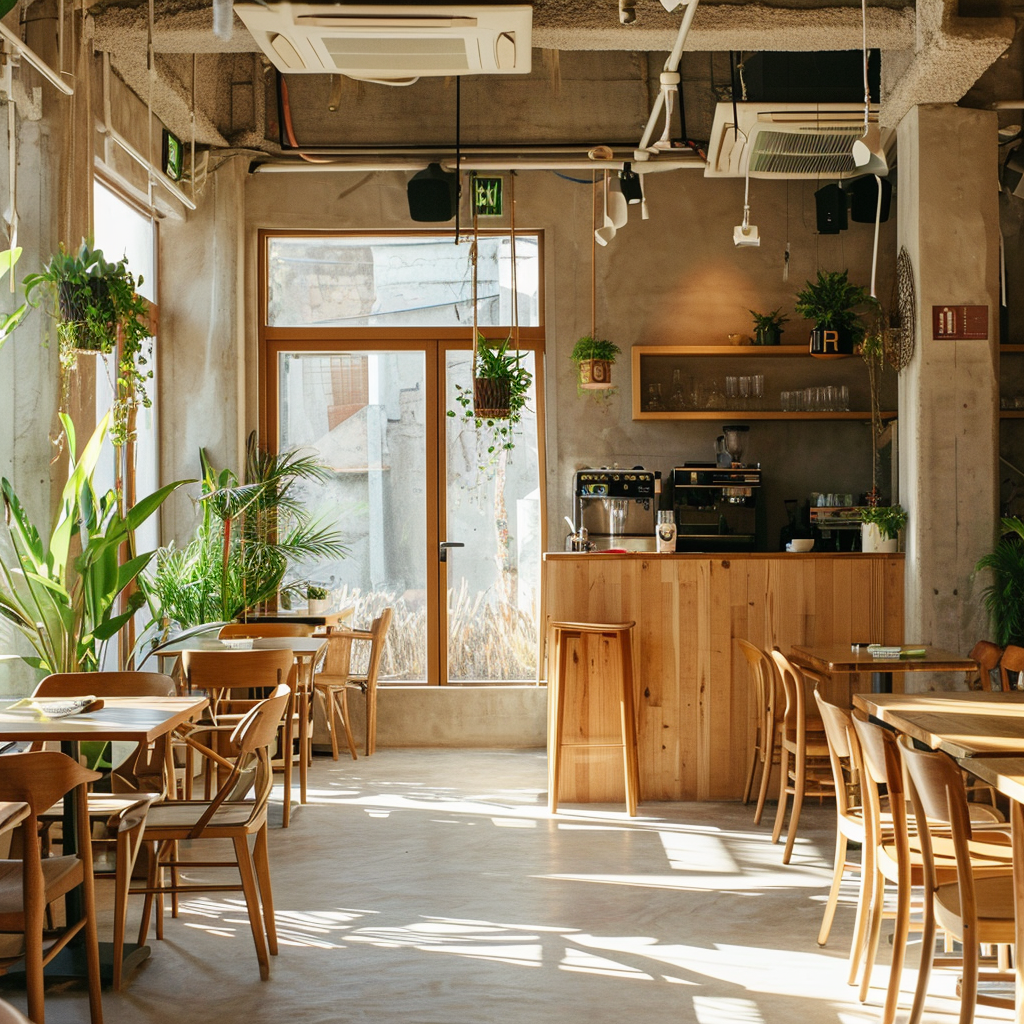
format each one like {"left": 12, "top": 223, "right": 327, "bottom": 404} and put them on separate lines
{"left": 749, "top": 308, "right": 788, "bottom": 346}
{"left": 794, "top": 270, "right": 868, "bottom": 358}
{"left": 861, "top": 503, "right": 907, "bottom": 553}
{"left": 570, "top": 335, "right": 621, "bottom": 391}
{"left": 306, "top": 585, "right": 331, "bottom": 615}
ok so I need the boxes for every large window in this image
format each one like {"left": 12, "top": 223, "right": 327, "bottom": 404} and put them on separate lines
{"left": 261, "top": 231, "right": 545, "bottom": 686}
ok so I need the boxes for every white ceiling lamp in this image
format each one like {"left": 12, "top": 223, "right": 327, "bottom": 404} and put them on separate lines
{"left": 733, "top": 156, "right": 760, "bottom": 247}
{"left": 852, "top": 0, "right": 888, "bottom": 176}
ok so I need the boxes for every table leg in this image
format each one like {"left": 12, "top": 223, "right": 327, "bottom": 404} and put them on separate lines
{"left": 871, "top": 671, "right": 893, "bottom": 694}
{"left": 1012, "top": 798, "right": 1024, "bottom": 1023}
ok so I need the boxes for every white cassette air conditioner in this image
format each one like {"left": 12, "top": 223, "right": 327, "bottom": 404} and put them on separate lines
{"left": 705, "top": 102, "right": 882, "bottom": 179}
{"left": 233, "top": 2, "right": 531, "bottom": 80}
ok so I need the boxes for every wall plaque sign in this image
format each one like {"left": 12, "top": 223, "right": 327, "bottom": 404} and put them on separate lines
{"left": 931, "top": 305, "right": 988, "bottom": 340}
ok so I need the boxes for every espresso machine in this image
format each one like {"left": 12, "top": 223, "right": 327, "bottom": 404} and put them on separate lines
{"left": 572, "top": 469, "right": 660, "bottom": 551}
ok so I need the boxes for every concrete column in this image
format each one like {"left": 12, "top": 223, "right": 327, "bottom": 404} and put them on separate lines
{"left": 897, "top": 104, "right": 1000, "bottom": 659}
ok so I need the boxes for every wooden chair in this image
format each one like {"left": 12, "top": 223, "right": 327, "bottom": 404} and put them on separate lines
{"left": 851, "top": 715, "right": 1009, "bottom": 1024}
{"left": 813, "top": 691, "right": 874, "bottom": 987}
{"left": 900, "top": 737, "right": 1016, "bottom": 1024}
{"left": 0, "top": 752, "right": 105, "bottom": 1024}
{"left": 181, "top": 648, "right": 298, "bottom": 825}
{"left": 768, "top": 649, "right": 834, "bottom": 863}
{"left": 966, "top": 641, "right": 1003, "bottom": 691}
{"left": 219, "top": 623, "right": 314, "bottom": 639}
{"left": 133, "top": 684, "right": 291, "bottom": 981}
{"left": 315, "top": 607, "right": 393, "bottom": 757}
{"left": 998, "top": 643, "right": 1024, "bottom": 692}
{"left": 32, "top": 671, "right": 176, "bottom": 989}
{"left": 737, "top": 639, "right": 780, "bottom": 824}
{"left": 0, "top": 998, "right": 32, "bottom": 1024}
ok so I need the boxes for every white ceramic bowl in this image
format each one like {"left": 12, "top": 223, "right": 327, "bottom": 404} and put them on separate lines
{"left": 221, "top": 638, "right": 254, "bottom": 650}
{"left": 789, "top": 538, "right": 814, "bottom": 553}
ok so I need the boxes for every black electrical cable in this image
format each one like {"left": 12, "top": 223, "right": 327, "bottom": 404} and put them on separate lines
{"left": 553, "top": 172, "right": 597, "bottom": 184}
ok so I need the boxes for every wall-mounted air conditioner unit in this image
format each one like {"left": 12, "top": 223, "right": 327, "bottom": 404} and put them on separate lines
{"left": 705, "top": 102, "right": 883, "bottom": 179}
{"left": 234, "top": 2, "right": 532, "bottom": 80}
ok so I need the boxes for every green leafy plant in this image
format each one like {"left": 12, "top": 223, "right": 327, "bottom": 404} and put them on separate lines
{"left": 306, "top": 585, "right": 328, "bottom": 601}
{"left": 976, "top": 517, "right": 1024, "bottom": 647}
{"left": 794, "top": 270, "right": 868, "bottom": 340}
{"left": 448, "top": 334, "right": 532, "bottom": 458}
{"left": 861, "top": 503, "right": 907, "bottom": 541}
{"left": 23, "top": 240, "right": 153, "bottom": 447}
{"left": 570, "top": 336, "right": 620, "bottom": 364}
{"left": 0, "top": 247, "right": 27, "bottom": 353}
{"left": 749, "top": 308, "right": 789, "bottom": 332}
{"left": 0, "top": 413, "right": 186, "bottom": 674}
{"left": 142, "top": 432, "right": 349, "bottom": 628}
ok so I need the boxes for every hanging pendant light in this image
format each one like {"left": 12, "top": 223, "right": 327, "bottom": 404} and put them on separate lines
{"left": 853, "top": 0, "right": 888, "bottom": 176}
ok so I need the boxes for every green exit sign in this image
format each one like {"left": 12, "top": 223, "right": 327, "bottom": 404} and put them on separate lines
{"left": 473, "top": 177, "right": 503, "bottom": 216}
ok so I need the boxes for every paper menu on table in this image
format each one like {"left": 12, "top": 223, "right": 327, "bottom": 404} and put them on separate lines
{"left": 4, "top": 696, "right": 105, "bottom": 719}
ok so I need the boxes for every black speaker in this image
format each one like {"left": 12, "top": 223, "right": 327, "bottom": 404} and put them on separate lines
{"left": 815, "top": 183, "right": 848, "bottom": 234}
{"left": 407, "top": 163, "right": 458, "bottom": 222}
{"left": 845, "top": 175, "right": 893, "bottom": 223}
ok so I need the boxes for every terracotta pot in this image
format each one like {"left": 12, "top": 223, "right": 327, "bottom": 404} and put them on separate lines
{"left": 473, "top": 377, "right": 511, "bottom": 419}
{"left": 578, "top": 358, "right": 613, "bottom": 389}
{"left": 808, "top": 326, "right": 854, "bottom": 358}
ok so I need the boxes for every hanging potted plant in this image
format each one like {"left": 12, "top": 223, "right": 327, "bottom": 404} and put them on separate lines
{"left": 861, "top": 503, "right": 907, "bottom": 553}
{"left": 571, "top": 335, "right": 620, "bottom": 390}
{"left": 794, "top": 270, "right": 867, "bottom": 358}
{"left": 24, "top": 240, "right": 153, "bottom": 449}
{"left": 749, "top": 308, "right": 788, "bottom": 347}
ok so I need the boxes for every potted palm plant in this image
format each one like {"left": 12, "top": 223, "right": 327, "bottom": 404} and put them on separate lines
{"left": 976, "top": 517, "right": 1024, "bottom": 646}
{"left": 23, "top": 240, "right": 153, "bottom": 448}
{"left": 795, "top": 270, "right": 868, "bottom": 357}
{"left": 861, "top": 503, "right": 907, "bottom": 553}
{"left": 749, "top": 308, "right": 788, "bottom": 346}
{"left": 449, "top": 333, "right": 532, "bottom": 457}
{"left": 571, "top": 335, "right": 621, "bottom": 390}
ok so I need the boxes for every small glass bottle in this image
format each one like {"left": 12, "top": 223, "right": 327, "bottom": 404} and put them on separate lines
{"left": 656, "top": 510, "right": 677, "bottom": 553}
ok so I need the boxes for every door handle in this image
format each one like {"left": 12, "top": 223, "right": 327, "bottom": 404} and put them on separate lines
{"left": 439, "top": 541, "right": 464, "bottom": 563}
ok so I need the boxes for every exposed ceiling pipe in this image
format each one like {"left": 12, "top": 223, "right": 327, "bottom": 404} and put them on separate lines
{"left": 635, "top": 0, "right": 700, "bottom": 158}
{"left": 0, "top": 20, "right": 74, "bottom": 96}
{"left": 251, "top": 156, "right": 704, "bottom": 174}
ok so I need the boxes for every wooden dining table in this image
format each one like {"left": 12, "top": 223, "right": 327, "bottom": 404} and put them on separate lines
{"left": 0, "top": 695, "right": 208, "bottom": 983}
{"left": 791, "top": 644, "right": 979, "bottom": 694}
{"left": 854, "top": 690, "right": 1024, "bottom": 1022}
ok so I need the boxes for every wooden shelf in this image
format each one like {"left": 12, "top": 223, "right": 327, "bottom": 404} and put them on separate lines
{"left": 1001, "top": 345, "right": 1024, "bottom": 353}
{"left": 1000, "top": 411, "right": 1024, "bottom": 419}
{"left": 634, "top": 344, "right": 811, "bottom": 358}
{"left": 633, "top": 410, "right": 898, "bottom": 422}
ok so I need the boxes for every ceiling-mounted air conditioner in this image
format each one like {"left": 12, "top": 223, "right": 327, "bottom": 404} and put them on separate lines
{"left": 233, "top": 2, "right": 531, "bottom": 80}
{"left": 705, "top": 102, "right": 883, "bottom": 179}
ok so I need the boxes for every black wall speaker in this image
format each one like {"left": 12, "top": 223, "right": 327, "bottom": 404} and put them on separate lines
{"left": 815, "top": 183, "right": 848, "bottom": 234}
{"left": 845, "top": 175, "right": 893, "bottom": 223}
{"left": 407, "top": 163, "right": 458, "bottom": 222}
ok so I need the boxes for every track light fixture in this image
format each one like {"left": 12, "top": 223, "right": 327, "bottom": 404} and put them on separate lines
{"left": 733, "top": 161, "right": 759, "bottom": 247}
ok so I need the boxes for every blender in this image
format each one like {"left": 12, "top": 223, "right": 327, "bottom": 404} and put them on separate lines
{"left": 715, "top": 424, "right": 750, "bottom": 467}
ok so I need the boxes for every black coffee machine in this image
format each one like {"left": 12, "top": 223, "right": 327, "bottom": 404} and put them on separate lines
{"left": 670, "top": 463, "right": 766, "bottom": 552}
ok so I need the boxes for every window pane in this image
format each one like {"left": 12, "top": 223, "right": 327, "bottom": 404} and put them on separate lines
{"left": 267, "top": 235, "right": 540, "bottom": 329}
{"left": 278, "top": 350, "right": 428, "bottom": 682}
{"left": 444, "top": 348, "right": 540, "bottom": 682}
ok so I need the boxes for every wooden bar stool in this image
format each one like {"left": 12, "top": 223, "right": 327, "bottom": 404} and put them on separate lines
{"left": 547, "top": 620, "right": 640, "bottom": 816}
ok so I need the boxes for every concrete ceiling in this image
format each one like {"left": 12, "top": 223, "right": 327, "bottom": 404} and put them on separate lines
{"left": 83, "top": 0, "right": 1019, "bottom": 155}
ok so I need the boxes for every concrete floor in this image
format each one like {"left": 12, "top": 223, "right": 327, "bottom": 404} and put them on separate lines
{"left": 1, "top": 749, "right": 1010, "bottom": 1024}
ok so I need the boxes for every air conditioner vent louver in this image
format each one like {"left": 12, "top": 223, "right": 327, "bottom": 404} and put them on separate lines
{"left": 235, "top": 3, "right": 531, "bottom": 79}
{"left": 705, "top": 102, "right": 884, "bottom": 179}
{"left": 748, "top": 127, "right": 864, "bottom": 177}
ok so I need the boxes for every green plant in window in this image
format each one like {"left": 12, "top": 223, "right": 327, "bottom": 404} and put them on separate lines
{"left": 976, "top": 517, "right": 1024, "bottom": 647}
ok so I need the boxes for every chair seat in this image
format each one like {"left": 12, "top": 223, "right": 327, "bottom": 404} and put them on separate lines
{"left": 934, "top": 874, "right": 1016, "bottom": 941}
{"left": 0, "top": 855, "right": 83, "bottom": 922}
{"left": 144, "top": 799, "right": 260, "bottom": 834}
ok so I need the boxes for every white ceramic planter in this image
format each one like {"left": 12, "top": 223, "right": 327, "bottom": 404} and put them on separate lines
{"left": 308, "top": 598, "right": 331, "bottom": 615}
{"left": 861, "top": 523, "right": 898, "bottom": 553}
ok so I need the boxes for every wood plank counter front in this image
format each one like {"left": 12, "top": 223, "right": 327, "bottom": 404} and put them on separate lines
{"left": 542, "top": 552, "right": 904, "bottom": 803}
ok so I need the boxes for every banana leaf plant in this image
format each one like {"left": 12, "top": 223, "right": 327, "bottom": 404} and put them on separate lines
{"left": 0, "top": 247, "right": 27, "bottom": 354}
{"left": 0, "top": 413, "right": 187, "bottom": 673}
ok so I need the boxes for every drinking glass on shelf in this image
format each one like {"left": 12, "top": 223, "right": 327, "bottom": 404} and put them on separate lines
{"left": 824, "top": 385, "right": 838, "bottom": 412}
{"left": 725, "top": 376, "right": 738, "bottom": 409}
{"left": 738, "top": 376, "right": 751, "bottom": 401}
{"left": 752, "top": 374, "right": 764, "bottom": 410}
{"left": 670, "top": 369, "right": 688, "bottom": 410}
{"left": 646, "top": 383, "right": 665, "bottom": 412}
{"left": 839, "top": 385, "right": 849, "bottom": 411}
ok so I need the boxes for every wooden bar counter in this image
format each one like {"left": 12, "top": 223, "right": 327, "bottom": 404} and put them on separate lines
{"left": 542, "top": 551, "right": 904, "bottom": 803}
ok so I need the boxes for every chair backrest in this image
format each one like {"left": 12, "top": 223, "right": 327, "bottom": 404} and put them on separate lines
{"left": 182, "top": 648, "right": 296, "bottom": 695}
{"left": 0, "top": 751, "right": 101, "bottom": 817}
{"left": 364, "top": 607, "right": 394, "bottom": 684}
{"left": 769, "top": 649, "right": 813, "bottom": 744}
{"left": 738, "top": 638, "right": 778, "bottom": 726}
{"left": 220, "top": 623, "right": 314, "bottom": 639}
{"left": 34, "top": 671, "right": 177, "bottom": 698}
{"left": 190, "top": 684, "right": 292, "bottom": 835}
{"left": 967, "top": 641, "right": 1004, "bottom": 691}
{"left": 999, "top": 644, "right": 1024, "bottom": 692}
{"left": 813, "top": 690, "right": 860, "bottom": 821}
{"left": 851, "top": 714, "right": 912, "bottom": 853}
